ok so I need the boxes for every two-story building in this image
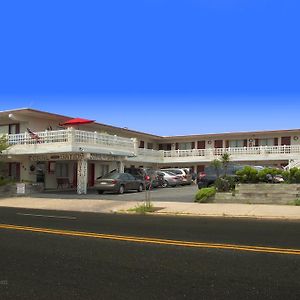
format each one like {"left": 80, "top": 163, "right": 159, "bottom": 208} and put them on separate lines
{"left": 1, "top": 108, "right": 300, "bottom": 194}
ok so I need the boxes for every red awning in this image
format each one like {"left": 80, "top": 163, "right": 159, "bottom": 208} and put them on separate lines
{"left": 59, "top": 118, "right": 95, "bottom": 126}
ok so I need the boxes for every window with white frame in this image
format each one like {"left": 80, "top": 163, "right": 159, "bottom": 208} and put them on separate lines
{"left": 147, "top": 143, "right": 153, "bottom": 149}
{"left": 99, "top": 165, "right": 109, "bottom": 177}
{"left": 178, "top": 143, "right": 192, "bottom": 150}
{"left": 259, "top": 138, "right": 274, "bottom": 146}
{"left": 0, "top": 125, "right": 9, "bottom": 135}
{"left": 229, "top": 140, "right": 244, "bottom": 147}
{"left": 56, "top": 163, "right": 69, "bottom": 177}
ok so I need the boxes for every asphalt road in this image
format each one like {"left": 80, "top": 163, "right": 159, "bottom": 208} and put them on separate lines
{"left": 34, "top": 184, "right": 198, "bottom": 202}
{"left": 1, "top": 207, "right": 300, "bottom": 300}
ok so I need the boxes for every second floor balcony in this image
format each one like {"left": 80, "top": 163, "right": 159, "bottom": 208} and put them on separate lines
{"left": 6, "top": 128, "right": 136, "bottom": 157}
{"left": 162, "top": 145, "right": 300, "bottom": 163}
{"left": 127, "top": 145, "right": 300, "bottom": 164}
{"left": 4, "top": 129, "right": 300, "bottom": 164}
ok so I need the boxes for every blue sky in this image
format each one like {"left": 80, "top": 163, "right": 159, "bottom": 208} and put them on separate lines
{"left": 0, "top": 0, "right": 299, "bottom": 136}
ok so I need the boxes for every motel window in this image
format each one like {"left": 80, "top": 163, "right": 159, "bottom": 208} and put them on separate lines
{"left": 229, "top": 140, "right": 244, "bottom": 148}
{"left": 0, "top": 125, "right": 9, "bottom": 135}
{"left": 56, "top": 163, "right": 69, "bottom": 178}
{"left": 259, "top": 139, "right": 274, "bottom": 146}
{"left": 159, "top": 144, "right": 172, "bottom": 151}
{"left": 147, "top": 143, "right": 153, "bottom": 149}
{"left": 178, "top": 143, "right": 192, "bottom": 150}
{"left": 139, "top": 141, "right": 145, "bottom": 148}
{"left": 99, "top": 165, "right": 109, "bottom": 177}
{"left": 9, "top": 124, "right": 20, "bottom": 134}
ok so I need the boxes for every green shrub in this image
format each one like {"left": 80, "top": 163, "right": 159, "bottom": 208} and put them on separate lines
{"left": 257, "top": 168, "right": 283, "bottom": 182}
{"left": 195, "top": 187, "right": 216, "bottom": 203}
{"left": 236, "top": 166, "right": 258, "bottom": 183}
{"left": 214, "top": 176, "right": 236, "bottom": 192}
{"left": 282, "top": 170, "right": 290, "bottom": 182}
{"left": 286, "top": 168, "right": 300, "bottom": 183}
{"left": 0, "top": 178, "right": 15, "bottom": 186}
{"left": 293, "top": 199, "right": 300, "bottom": 206}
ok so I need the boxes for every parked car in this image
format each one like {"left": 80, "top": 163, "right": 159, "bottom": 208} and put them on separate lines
{"left": 161, "top": 168, "right": 193, "bottom": 185}
{"left": 197, "top": 164, "right": 243, "bottom": 189}
{"left": 124, "top": 167, "right": 162, "bottom": 189}
{"left": 95, "top": 172, "right": 144, "bottom": 194}
{"left": 157, "top": 171, "right": 183, "bottom": 187}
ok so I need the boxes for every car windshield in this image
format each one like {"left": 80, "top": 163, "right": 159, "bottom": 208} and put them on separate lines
{"left": 101, "top": 172, "right": 120, "bottom": 179}
{"left": 170, "top": 170, "right": 182, "bottom": 175}
{"left": 165, "top": 171, "right": 177, "bottom": 176}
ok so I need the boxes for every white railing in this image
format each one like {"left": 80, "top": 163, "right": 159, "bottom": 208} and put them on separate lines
{"left": 73, "top": 130, "right": 134, "bottom": 151}
{"left": 137, "top": 148, "right": 164, "bottom": 158}
{"left": 284, "top": 159, "right": 300, "bottom": 170}
{"left": 164, "top": 145, "right": 300, "bottom": 158}
{"left": 7, "top": 129, "right": 135, "bottom": 152}
{"left": 6, "top": 130, "right": 300, "bottom": 162}
{"left": 8, "top": 130, "right": 69, "bottom": 145}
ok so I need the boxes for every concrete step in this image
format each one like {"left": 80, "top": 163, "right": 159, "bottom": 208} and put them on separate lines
{"left": 214, "top": 198, "right": 291, "bottom": 205}
{"left": 214, "top": 191, "right": 298, "bottom": 205}
{"left": 235, "top": 194, "right": 298, "bottom": 199}
{"left": 237, "top": 184, "right": 300, "bottom": 192}
{"left": 235, "top": 192, "right": 300, "bottom": 198}
{"left": 214, "top": 195, "right": 294, "bottom": 205}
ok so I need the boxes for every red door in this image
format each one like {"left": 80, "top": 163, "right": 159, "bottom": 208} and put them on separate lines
{"left": 197, "top": 141, "right": 206, "bottom": 149}
{"left": 214, "top": 140, "right": 223, "bottom": 148}
{"left": 72, "top": 163, "right": 77, "bottom": 188}
{"left": 197, "top": 165, "right": 205, "bottom": 173}
{"left": 88, "top": 163, "right": 95, "bottom": 187}
{"left": 281, "top": 136, "right": 291, "bottom": 146}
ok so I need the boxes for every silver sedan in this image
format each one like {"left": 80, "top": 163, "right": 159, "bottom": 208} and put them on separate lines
{"left": 158, "top": 171, "right": 183, "bottom": 187}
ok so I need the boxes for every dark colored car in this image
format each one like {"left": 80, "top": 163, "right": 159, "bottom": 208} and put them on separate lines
{"left": 95, "top": 172, "right": 144, "bottom": 194}
{"left": 124, "top": 167, "right": 163, "bottom": 189}
{"left": 197, "top": 165, "right": 243, "bottom": 189}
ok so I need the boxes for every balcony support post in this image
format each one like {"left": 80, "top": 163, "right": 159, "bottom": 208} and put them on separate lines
{"left": 118, "top": 161, "right": 125, "bottom": 173}
{"left": 77, "top": 158, "right": 88, "bottom": 194}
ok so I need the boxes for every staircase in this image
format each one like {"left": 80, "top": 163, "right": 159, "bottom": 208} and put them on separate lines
{"left": 284, "top": 159, "right": 300, "bottom": 170}
{"left": 214, "top": 184, "right": 300, "bottom": 205}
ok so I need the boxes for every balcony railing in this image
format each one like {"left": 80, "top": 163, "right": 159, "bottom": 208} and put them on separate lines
{"left": 137, "top": 148, "right": 164, "bottom": 157}
{"left": 7, "top": 129, "right": 135, "bottom": 153}
{"left": 6, "top": 130, "right": 300, "bottom": 162}
{"left": 163, "top": 145, "right": 300, "bottom": 158}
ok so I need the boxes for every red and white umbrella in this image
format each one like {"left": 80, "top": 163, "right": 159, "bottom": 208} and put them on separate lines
{"left": 59, "top": 118, "right": 95, "bottom": 127}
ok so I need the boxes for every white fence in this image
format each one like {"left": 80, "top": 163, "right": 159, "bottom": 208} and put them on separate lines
{"left": 163, "top": 145, "right": 300, "bottom": 158}
{"left": 7, "top": 129, "right": 135, "bottom": 152}
{"left": 7, "top": 130, "right": 300, "bottom": 162}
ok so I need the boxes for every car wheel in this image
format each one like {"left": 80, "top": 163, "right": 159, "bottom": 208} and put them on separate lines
{"left": 137, "top": 184, "right": 143, "bottom": 192}
{"left": 97, "top": 190, "right": 104, "bottom": 194}
{"left": 162, "top": 180, "right": 168, "bottom": 188}
{"left": 118, "top": 185, "right": 125, "bottom": 194}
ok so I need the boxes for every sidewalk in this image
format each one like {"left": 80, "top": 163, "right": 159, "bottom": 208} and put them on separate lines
{"left": 0, "top": 197, "right": 300, "bottom": 220}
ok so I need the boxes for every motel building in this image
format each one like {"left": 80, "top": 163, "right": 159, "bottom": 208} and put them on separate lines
{"left": 1, "top": 108, "right": 300, "bottom": 194}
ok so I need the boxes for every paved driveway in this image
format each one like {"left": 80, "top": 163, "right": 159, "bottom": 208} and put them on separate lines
{"left": 34, "top": 184, "right": 198, "bottom": 202}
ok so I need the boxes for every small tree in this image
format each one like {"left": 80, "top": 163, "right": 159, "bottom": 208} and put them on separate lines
{"left": 221, "top": 153, "right": 231, "bottom": 177}
{"left": 0, "top": 135, "right": 9, "bottom": 154}
{"left": 211, "top": 159, "right": 221, "bottom": 178}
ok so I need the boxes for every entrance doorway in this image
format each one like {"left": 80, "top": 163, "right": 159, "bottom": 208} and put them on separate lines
{"left": 88, "top": 163, "right": 95, "bottom": 187}
{"left": 9, "top": 162, "right": 20, "bottom": 181}
{"left": 36, "top": 162, "right": 46, "bottom": 183}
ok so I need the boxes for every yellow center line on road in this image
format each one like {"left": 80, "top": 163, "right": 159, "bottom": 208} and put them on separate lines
{"left": 1, "top": 223, "right": 300, "bottom": 256}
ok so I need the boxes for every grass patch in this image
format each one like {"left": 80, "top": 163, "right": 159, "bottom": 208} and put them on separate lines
{"left": 294, "top": 199, "right": 300, "bottom": 206}
{"left": 128, "top": 202, "right": 155, "bottom": 214}
{"left": 0, "top": 178, "right": 16, "bottom": 186}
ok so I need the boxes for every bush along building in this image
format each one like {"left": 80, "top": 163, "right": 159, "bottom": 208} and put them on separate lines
{"left": 1, "top": 108, "right": 300, "bottom": 194}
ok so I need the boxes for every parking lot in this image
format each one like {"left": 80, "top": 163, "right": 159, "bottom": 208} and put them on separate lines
{"left": 40, "top": 184, "right": 198, "bottom": 203}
